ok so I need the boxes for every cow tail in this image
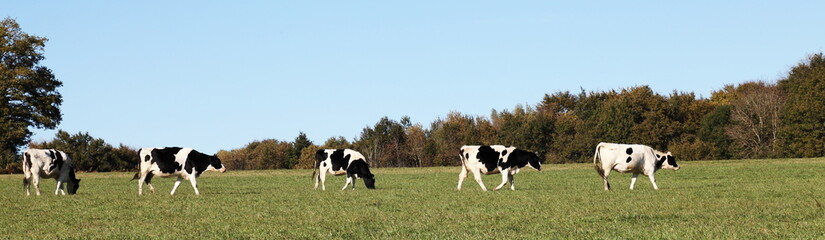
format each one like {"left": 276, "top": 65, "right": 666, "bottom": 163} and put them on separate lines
{"left": 22, "top": 152, "right": 31, "bottom": 188}
{"left": 311, "top": 157, "right": 321, "bottom": 183}
{"left": 131, "top": 149, "right": 141, "bottom": 181}
{"left": 594, "top": 143, "right": 605, "bottom": 178}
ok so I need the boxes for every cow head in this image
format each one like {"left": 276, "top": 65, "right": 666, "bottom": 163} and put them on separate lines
{"left": 363, "top": 175, "right": 376, "bottom": 189}
{"left": 528, "top": 152, "right": 542, "bottom": 171}
{"left": 657, "top": 152, "right": 679, "bottom": 170}
{"left": 206, "top": 154, "right": 227, "bottom": 173}
{"left": 67, "top": 169, "right": 81, "bottom": 195}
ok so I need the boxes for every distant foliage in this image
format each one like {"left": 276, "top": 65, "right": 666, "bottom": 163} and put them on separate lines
{"left": 4, "top": 53, "right": 822, "bottom": 173}
{"left": 28, "top": 130, "right": 137, "bottom": 172}
{"left": 779, "top": 53, "right": 825, "bottom": 157}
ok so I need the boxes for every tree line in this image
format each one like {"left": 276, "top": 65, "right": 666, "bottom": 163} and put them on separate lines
{"left": 2, "top": 18, "right": 824, "bottom": 173}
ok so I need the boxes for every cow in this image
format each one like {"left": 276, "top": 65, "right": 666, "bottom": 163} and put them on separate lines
{"left": 22, "top": 149, "right": 81, "bottom": 196}
{"left": 132, "top": 147, "right": 226, "bottom": 195}
{"left": 312, "top": 149, "right": 375, "bottom": 191}
{"left": 593, "top": 142, "right": 680, "bottom": 190}
{"left": 457, "top": 145, "right": 542, "bottom": 191}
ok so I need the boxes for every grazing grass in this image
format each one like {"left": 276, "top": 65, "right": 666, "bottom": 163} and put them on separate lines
{"left": 2, "top": 158, "right": 825, "bottom": 239}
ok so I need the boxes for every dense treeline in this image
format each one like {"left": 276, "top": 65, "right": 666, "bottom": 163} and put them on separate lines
{"left": 221, "top": 53, "right": 824, "bottom": 169}
{"left": 1, "top": 53, "right": 823, "bottom": 173}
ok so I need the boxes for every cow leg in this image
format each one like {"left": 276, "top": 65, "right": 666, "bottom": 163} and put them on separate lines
{"left": 55, "top": 180, "right": 64, "bottom": 195}
{"left": 352, "top": 177, "right": 357, "bottom": 190}
{"left": 23, "top": 169, "right": 32, "bottom": 196}
{"left": 313, "top": 170, "right": 321, "bottom": 190}
{"left": 341, "top": 177, "right": 352, "bottom": 191}
{"left": 32, "top": 175, "right": 42, "bottom": 196}
{"left": 24, "top": 178, "right": 31, "bottom": 196}
{"left": 508, "top": 173, "right": 515, "bottom": 191}
{"left": 493, "top": 169, "right": 509, "bottom": 191}
{"left": 457, "top": 166, "right": 468, "bottom": 190}
{"left": 602, "top": 169, "right": 611, "bottom": 191}
{"left": 319, "top": 171, "right": 327, "bottom": 191}
{"left": 648, "top": 174, "right": 659, "bottom": 190}
{"left": 144, "top": 173, "right": 155, "bottom": 193}
{"left": 630, "top": 173, "right": 639, "bottom": 190}
{"left": 137, "top": 171, "right": 148, "bottom": 195}
{"left": 189, "top": 177, "right": 200, "bottom": 195}
{"left": 170, "top": 177, "right": 184, "bottom": 195}
{"left": 471, "top": 168, "right": 488, "bottom": 191}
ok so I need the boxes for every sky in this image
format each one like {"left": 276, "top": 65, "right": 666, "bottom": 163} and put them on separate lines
{"left": 4, "top": 1, "right": 825, "bottom": 153}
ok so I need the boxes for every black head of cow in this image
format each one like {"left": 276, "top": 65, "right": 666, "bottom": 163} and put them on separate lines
{"left": 348, "top": 159, "right": 375, "bottom": 189}
{"left": 363, "top": 177, "right": 376, "bottom": 189}
{"left": 209, "top": 154, "right": 227, "bottom": 173}
{"left": 656, "top": 152, "right": 679, "bottom": 171}
{"left": 67, "top": 168, "right": 81, "bottom": 195}
{"left": 527, "top": 151, "right": 542, "bottom": 171}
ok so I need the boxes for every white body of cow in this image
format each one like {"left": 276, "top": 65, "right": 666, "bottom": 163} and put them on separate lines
{"left": 134, "top": 147, "right": 226, "bottom": 195}
{"left": 313, "top": 149, "right": 375, "bottom": 191}
{"left": 458, "top": 145, "right": 542, "bottom": 191}
{"left": 593, "top": 142, "right": 679, "bottom": 190}
{"left": 22, "top": 149, "right": 80, "bottom": 196}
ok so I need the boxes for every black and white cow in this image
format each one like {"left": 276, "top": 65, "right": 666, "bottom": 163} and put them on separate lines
{"left": 22, "top": 149, "right": 81, "bottom": 196}
{"left": 132, "top": 147, "right": 226, "bottom": 195}
{"left": 312, "top": 149, "right": 375, "bottom": 190}
{"left": 457, "top": 145, "right": 542, "bottom": 191}
{"left": 593, "top": 142, "right": 680, "bottom": 190}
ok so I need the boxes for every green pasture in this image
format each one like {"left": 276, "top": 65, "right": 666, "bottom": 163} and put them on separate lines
{"left": 2, "top": 158, "right": 825, "bottom": 239}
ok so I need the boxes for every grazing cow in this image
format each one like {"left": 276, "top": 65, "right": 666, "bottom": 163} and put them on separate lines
{"left": 593, "top": 142, "right": 680, "bottom": 190}
{"left": 312, "top": 149, "right": 375, "bottom": 190}
{"left": 457, "top": 145, "right": 542, "bottom": 191}
{"left": 22, "top": 149, "right": 81, "bottom": 196}
{"left": 132, "top": 147, "right": 226, "bottom": 195}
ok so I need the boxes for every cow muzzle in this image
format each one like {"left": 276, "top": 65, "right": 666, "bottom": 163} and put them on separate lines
{"left": 220, "top": 168, "right": 227, "bottom": 173}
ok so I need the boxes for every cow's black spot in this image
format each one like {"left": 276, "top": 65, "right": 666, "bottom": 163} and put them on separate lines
{"left": 460, "top": 149, "right": 464, "bottom": 159}
{"left": 143, "top": 172, "right": 154, "bottom": 184}
{"left": 151, "top": 147, "right": 183, "bottom": 174}
{"left": 347, "top": 159, "right": 375, "bottom": 189}
{"left": 144, "top": 154, "right": 151, "bottom": 162}
{"left": 502, "top": 149, "right": 541, "bottom": 171}
{"left": 52, "top": 150, "right": 64, "bottom": 172}
{"left": 322, "top": 162, "right": 326, "bottom": 167}
{"left": 329, "top": 149, "right": 350, "bottom": 172}
{"left": 464, "top": 153, "right": 469, "bottom": 160}
{"left": 667, "top": 155, "right": 678, "bottom": 167}
{"left": 626, "top": 148, "right": 633, "bottom": 155}
{"left": 23, "top": 153, "right": 31, "bottom": 169}
{"left": 476, "top": 146, "right": 499, "bottom": 172}
{"left": 655, "top": 156, "right": 666, "bottom": 169}
{"left": 315, "top": 149, "right": 329, "bottom": 169}
{"left": 501, "top": 150, "right": 508, "bottom": 157}
{"left": 626, "top": 156, "right": 632, "bottom": 163}
{"left": 184, "top": 149, "right": 218, "bottom": 177}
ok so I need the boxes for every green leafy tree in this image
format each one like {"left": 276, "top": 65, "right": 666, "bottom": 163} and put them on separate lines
{"left": 1, "top": 17, "right": 62, "bottom": 161}
{"left": 779, "top": 53, "right": 825, "bottom": 157}
{"left": 286, "top": 132, "right": 312, "bottom": 169}
{"left": 323, "top": 136, "right": 352, "bottom": 149}
{"left": 30, "top": 130, "right": 137, "bottom": 172}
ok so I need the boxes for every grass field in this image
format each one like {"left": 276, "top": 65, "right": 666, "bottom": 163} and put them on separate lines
{"left": 2, "top": 158, "right": 825, "bottom": 239}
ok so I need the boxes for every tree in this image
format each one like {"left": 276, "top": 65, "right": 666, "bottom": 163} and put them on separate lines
{"left": 779, "top": 53, "right": 825, "bottom": 157}
{"left": 30, "top": 130, "right": 137, "bottom": 172}
{"left": 287, "top": 132, "right": 312, "bottom": 169}
{"left": 1, "top": 17, "right": 62, "bottom": 154}
{"left": 323, "top": 136, "right": 352, "bottom": 149}
{"left": 726, "top": 82, "right": 783, "bottom": 159}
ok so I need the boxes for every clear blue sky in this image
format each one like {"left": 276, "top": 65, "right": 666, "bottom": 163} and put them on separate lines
{"left": 5, "top": 1, "right": 825, "bottom": 153}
